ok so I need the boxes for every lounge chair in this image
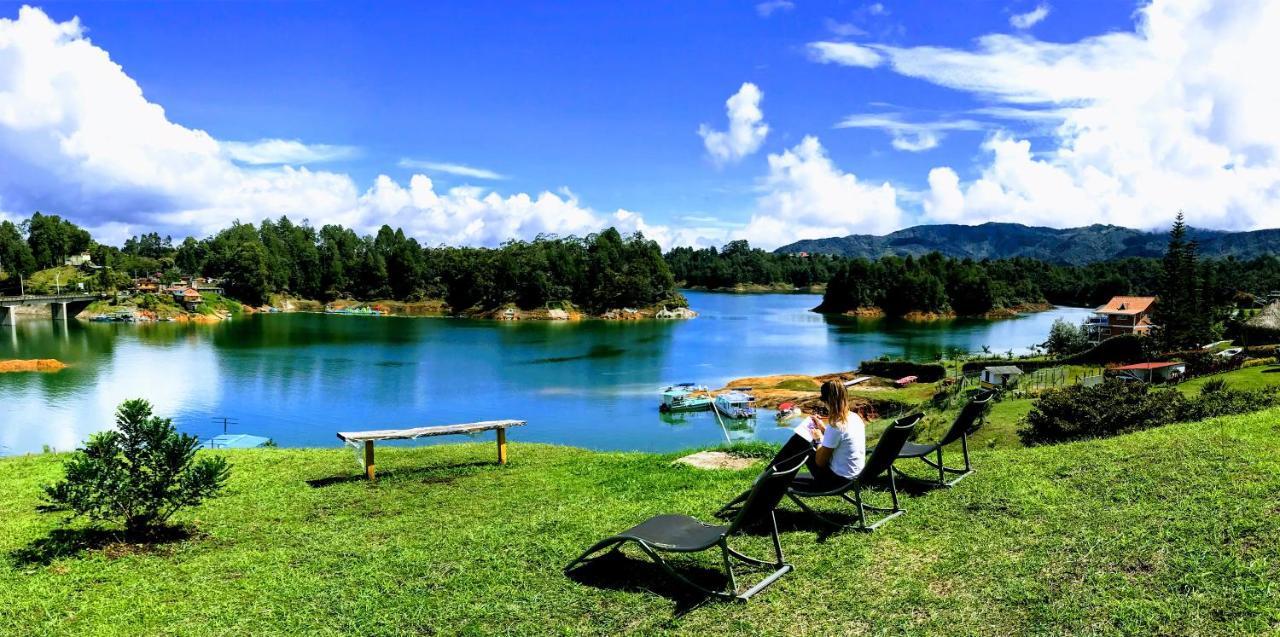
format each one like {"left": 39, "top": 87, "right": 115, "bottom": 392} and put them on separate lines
{"left": 893, "top": 391, "right": 993, "bottom": 488}
{"left": 783, "top": 412, "right": 922, "bottom": 532}
{"left": 564, "top": 449, "right": 809, "bottom": 601}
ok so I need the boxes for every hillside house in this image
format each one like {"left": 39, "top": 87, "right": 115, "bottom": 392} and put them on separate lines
{"left": 174, "top": 287, "right": 203, "bottom": 311}
{"left": 1084, "top": 296, "right": 1157, "bottom": 342}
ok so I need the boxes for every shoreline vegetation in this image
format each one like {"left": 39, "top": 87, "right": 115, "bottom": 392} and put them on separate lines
{"left": 825, "top": 301, "right": 1057, "bottom": 322}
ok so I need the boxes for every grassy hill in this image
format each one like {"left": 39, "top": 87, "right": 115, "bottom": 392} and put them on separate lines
{"left": 774, "top": 222, "right": 1280, "bottom": 265}
{"left": 1, "top": 409, "right": 1277, "bottom": 635}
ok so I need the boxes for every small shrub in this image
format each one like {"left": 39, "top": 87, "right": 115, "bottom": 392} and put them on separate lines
{"left": 1198, "top": 378, "right": 1229, "bottom": 395}
{"left": 1020, "top": 380, "right": 1184, "bottom": 446}
{"left": 43, "top": 399, "right": 231, "bottom": 536}
{"left": 1242, "top": 356, "right": 1277, "bottom": 368}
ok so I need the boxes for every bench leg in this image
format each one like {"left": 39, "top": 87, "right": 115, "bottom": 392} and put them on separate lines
{"left": 364, "top": 441, "right": 376, "bottom": 480}
{"left": 497, "top": 428, "right": 507, "bottom": 465}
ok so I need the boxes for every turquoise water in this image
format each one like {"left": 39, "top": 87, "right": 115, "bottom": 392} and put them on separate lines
{"left": 0, "top": 292, "right": 1090, "bottom": 455}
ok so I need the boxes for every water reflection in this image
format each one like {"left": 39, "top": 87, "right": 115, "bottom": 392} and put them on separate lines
{"left": 1, "top": 294, "right": 1091, "bottom": 455}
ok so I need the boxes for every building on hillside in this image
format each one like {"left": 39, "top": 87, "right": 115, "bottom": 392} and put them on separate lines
{"left": 980, "top": 365, "right": 1024, "bottom": 389}
{"left": 1109, "top": 361, "right": 1186, "bottom": 384}
{"left": 174, "top": 287, "right": 203, "bottom": 311}
{"left": 1083, "top": 296, "right": 1158, "bottom": 342}
{"left": 65, "top": 252, "right": 92, "bottom": 267}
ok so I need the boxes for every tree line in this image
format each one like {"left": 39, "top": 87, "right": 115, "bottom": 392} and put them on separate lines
{"left": 3, "top": 211, "right": 1278, "bottom": 331}
{"left": 664, "top": 240, "right": 843, "bottom": 290}
{"left": 0, "top": 213, "right": 679, "bottom": 312}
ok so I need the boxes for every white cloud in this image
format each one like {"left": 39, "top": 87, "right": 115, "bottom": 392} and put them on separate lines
{"left": 835, "top": 113, "right": 984, "bottom": 151}
{"left": 755, "top": 0, "right": 795, "bottom": 18}
{"left": 824, "top": 19, "right": 866, "bottom": 37}
{"left": 221, "top": 139, "right": 357, "bottom": 165}
{"left": 0, "top": 7, "right": 674, "bottom": 248}
{"left": 698, "top": 82, "right": 769, "bottom": 165}
{"left": 397, "top": 159, "right": 506, "bottom": 180}
{"left": 742, "top": 136, "right": 902, "bottom": 248}
{"left": 866, "top": 3, "right": 888, "bottom": 17}
{"left": 814, "top": 0, "right": 1280, "bottom": 232}
{"left": 807, "top": 41, "right": 883, "bottom": 68}
{"left": 1009, "top": 4, "right": 1051, "bottom": 29}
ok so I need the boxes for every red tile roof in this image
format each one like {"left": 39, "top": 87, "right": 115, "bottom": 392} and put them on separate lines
{"left": 1113, "top": 362, "right": 1182, "bottom": 370}
{"left": 1096, "top": 296, "right": 1157, "bottom": 315}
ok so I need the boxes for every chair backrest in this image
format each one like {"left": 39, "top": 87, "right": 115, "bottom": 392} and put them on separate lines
{"left": 855, "top": 412, "right": 922, "bottom": 485}
{"left": 940, "top": 391, "right": 994, "bottom": 446}
{"left": 724, "top": 448, "right": 809, "bottom": 534}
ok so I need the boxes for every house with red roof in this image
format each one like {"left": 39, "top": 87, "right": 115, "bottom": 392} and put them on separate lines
{"left": 1084, "top": 296, "right": 1157, "bottom": 342}
{"left": 1109, "top": 361, "right": 1186, "bottom": 384}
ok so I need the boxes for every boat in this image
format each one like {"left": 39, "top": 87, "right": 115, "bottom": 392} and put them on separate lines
{"left": 894, "top": 375, "right": 918, "bottom": 387}
{"left": 659, "top": 383, "right": 712, "bottom": 412}
{"left": 714, "top": 390, "right": 756, "bottom": 419}
{"left": 844, "top": 376, "right": 872, "bottom": 387}
{"left": 775, "top": 401, "right": 802, "bottom": 422}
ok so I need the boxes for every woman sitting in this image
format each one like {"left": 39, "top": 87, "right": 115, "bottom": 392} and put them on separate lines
{"left": 788, "top": 380, "right": 866, "bottom": 489}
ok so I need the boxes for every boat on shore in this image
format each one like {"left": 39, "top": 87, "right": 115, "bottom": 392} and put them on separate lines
{"left": 659, "top": 383, "right": 712, "bottom": 412}
{"left": 714, "top": 389, "right": 756, "bottom": 419}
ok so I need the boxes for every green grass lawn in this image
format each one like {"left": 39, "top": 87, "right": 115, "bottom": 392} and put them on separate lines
{"left": 1179, "top": 363, "right": 1280, "bottom": 394}
{"left": 3, "top": 410, "right": 1278, "bottom": 635}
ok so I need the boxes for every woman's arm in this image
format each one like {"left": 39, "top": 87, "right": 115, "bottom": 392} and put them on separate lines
{"left": 814, "top": 444, "right": 833, "bottom": 468}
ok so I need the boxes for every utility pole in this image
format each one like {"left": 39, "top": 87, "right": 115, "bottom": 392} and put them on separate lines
{"left": 211, "top": 416, "right": 239, "bottom": 435}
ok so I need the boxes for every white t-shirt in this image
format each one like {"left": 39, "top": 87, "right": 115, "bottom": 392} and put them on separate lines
{"left": 819, "top": 413, "right": 866, "bottom": 479}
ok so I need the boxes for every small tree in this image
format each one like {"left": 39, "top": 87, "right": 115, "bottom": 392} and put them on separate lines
{"left": 1043, "top": 318, "right": 1090, "bottom": 356}
{"left": 44, "top": 399, "right": 230, "bottom": 535}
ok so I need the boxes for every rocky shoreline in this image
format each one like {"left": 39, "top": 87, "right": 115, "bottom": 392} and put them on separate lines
{"left": 826, "top": 302, "right": 1055, "bottom": 322}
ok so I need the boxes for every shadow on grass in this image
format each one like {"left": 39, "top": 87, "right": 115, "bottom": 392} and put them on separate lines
{"left": 564, "top": 549, "right": 720, "bottom": 615}
{"left": 306, "top": 461, "right": 498, "bottom": 488}
{"left": 10, "top": 524, "right": 194, "bottom": 567}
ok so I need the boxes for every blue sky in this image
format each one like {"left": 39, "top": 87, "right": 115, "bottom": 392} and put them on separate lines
{"left": 0, "top": 1, "right": 1275, "bottom": 248}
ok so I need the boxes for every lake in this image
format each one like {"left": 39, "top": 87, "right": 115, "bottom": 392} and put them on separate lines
{"left": 0, "top": 292, "right": 1091, "bottom": 455}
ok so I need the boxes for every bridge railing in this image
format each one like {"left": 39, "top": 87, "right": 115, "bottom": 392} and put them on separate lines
{"left": 0, "top": 293, "right": 104, "bottom": 302}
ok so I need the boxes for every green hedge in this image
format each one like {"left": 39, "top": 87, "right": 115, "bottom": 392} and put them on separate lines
{"left": 859, "top": 360, "right": 946, "bottom": 383}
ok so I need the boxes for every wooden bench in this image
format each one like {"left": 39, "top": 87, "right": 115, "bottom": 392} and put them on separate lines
{"left": 336, "top": 419, "right": 526, "bottom": 480}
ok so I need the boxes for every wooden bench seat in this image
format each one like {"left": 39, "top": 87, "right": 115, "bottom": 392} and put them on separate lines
{"left": 337, "top": 419, "right": 526, "bottom": 480}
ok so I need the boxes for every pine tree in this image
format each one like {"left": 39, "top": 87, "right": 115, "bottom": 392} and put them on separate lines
{"left": 1153, "top": 213, "right": 1208, "bottom": 350}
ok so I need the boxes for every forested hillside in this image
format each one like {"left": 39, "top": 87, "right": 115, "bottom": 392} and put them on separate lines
{"left": 775, "top": 222, "right": 1280, "bottom": 264}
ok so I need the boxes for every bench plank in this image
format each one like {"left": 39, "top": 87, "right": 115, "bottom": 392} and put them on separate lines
{"left": 336, "top": 419, "right": 526, "bottom": 443}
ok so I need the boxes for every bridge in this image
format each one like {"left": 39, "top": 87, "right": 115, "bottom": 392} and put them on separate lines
{"left": 0, "top": 293, "right": 104, "bottom": 325}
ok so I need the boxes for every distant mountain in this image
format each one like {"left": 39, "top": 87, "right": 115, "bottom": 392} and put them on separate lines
{"left": 773, "top": 222, "right": 1280, "bottom": 265}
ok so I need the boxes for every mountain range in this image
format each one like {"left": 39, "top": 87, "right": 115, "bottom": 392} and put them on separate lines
{"left": 773, "top": 223, "right": 1280, "bottom": 265}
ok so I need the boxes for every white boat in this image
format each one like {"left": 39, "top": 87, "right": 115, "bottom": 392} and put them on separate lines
{"left": 659, "top": 383, "right": 712, "bottom": 412}
{"left": 714, "top": 390, "right": 756, "bottom": 419}
{"left": 844, "top": 376, "right": 872, "bottom": 387}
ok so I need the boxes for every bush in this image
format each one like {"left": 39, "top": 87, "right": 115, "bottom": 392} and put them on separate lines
{"left": 1177, "top": 350, "right": 1244, "bottom": 377}
{"left": 1177, "top": 387, "right": 1280, "bottom": 422}
{"left": 1242, "top": 356, "right": 1277, "bottom": 368}
{"left": 1063, "top": 334, "right": 1156, "bottom": 365}
{"left": 1020, "top": 380, "right": 1184, "bottom": 446}
{"left": 43, "top": 399, "right": 231, "bottom": 535}
{"left": 859, "top": 360, "right": 947, "bottom": 383}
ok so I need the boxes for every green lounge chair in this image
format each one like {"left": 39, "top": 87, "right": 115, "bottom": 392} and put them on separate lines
{"left": 784, "top": 412, "right": 922, "bottom": 532}
{"left": 893, "top": 391, "right": 993, "bottom": 488}
{"left": 564, "top": 449, "right": 809, "bottom": 602}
